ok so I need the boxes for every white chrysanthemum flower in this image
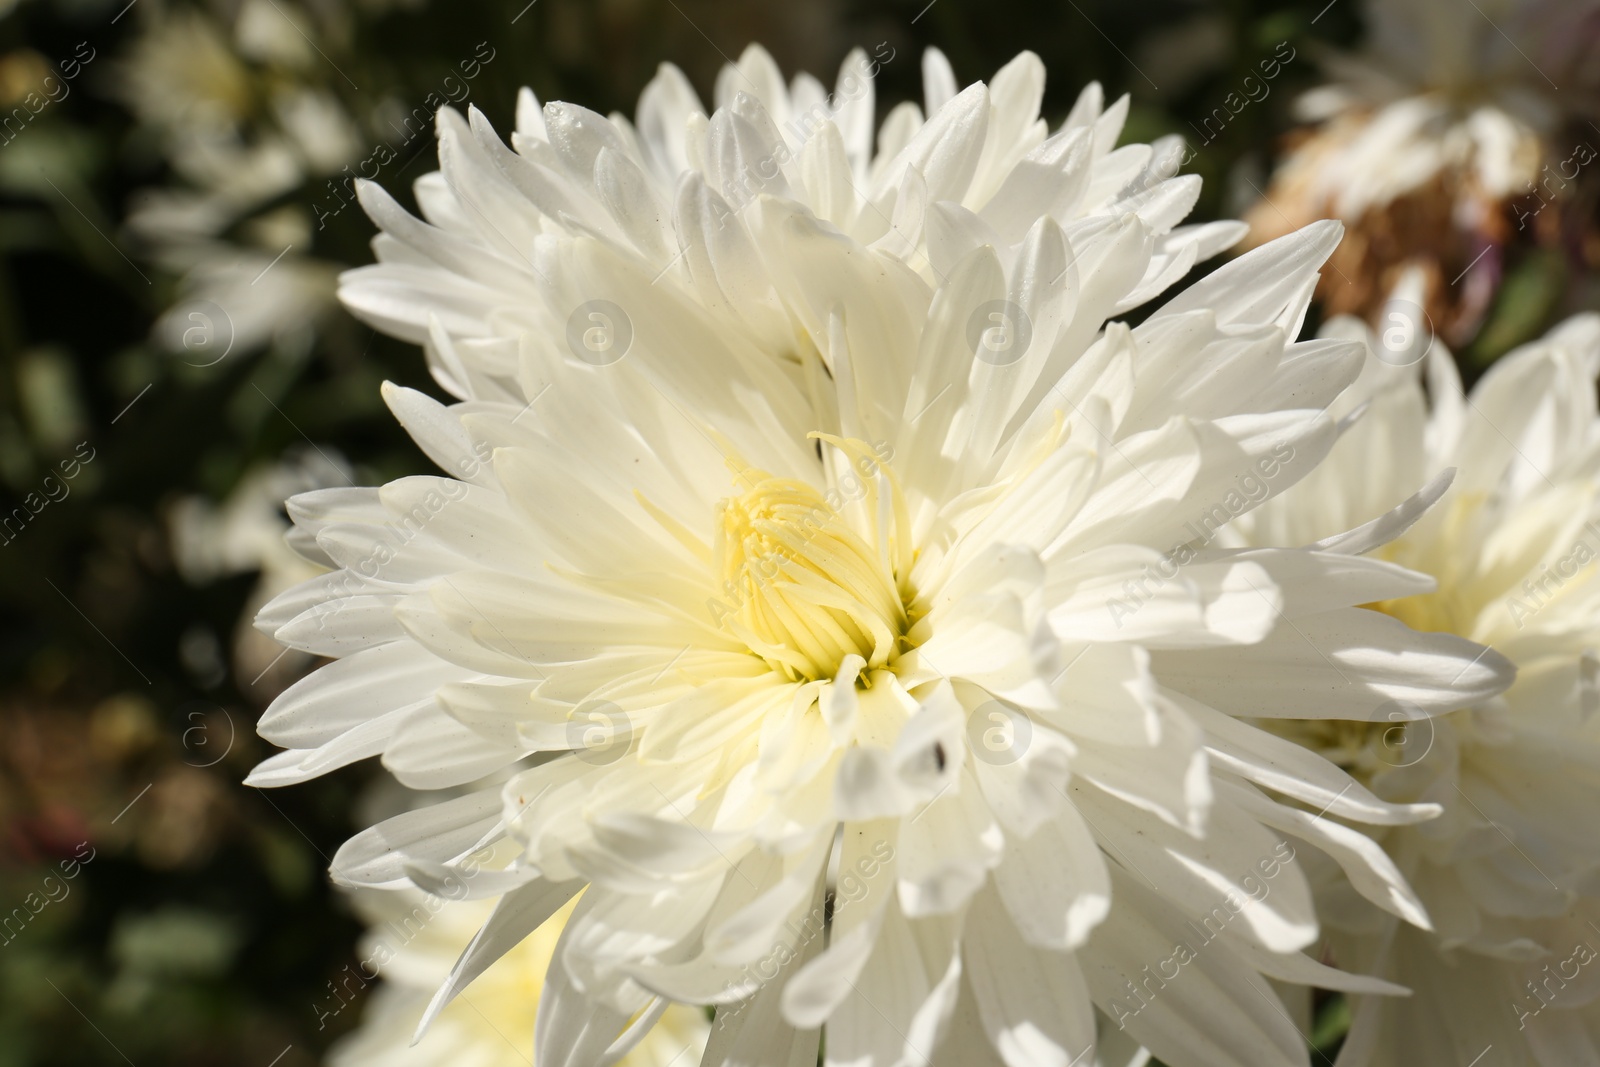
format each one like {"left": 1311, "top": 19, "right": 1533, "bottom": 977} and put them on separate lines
{"left": 329, "top": 889, "right": 708, "bottom": 1067}
{"left": 1233, "top": 306, "right": 1600, "bottom": 1064}
{"left": 253, "top": 48, "right": 1514, "bottom": 1067}
{"left": 1245, "top": 0, "right": 1600, "bottom": 334}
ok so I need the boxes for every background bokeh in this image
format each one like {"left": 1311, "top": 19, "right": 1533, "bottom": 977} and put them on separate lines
{"left": 0, "top": 0, "right": 1590, "bottom": 1063}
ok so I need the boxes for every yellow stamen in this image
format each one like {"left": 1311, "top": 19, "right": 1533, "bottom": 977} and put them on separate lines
{"left": 713, "top": 455, "right": 910, "bottom": 682}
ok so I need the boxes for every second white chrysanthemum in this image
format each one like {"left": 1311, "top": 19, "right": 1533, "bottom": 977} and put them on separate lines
{"left": 1235, "top": 307, "right": 1600, "bottom": 1065}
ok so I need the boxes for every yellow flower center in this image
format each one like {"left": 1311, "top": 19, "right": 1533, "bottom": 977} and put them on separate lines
{"left": 1296, "top": 492, "right": 1495, "bottom": 775}
{"left": 1366, "top": 589, "right": 1463, "bottom": 636}
{"left": 1363, "top": 490, "right": 1491, "bottom": 637}
{"left": 713, "top": 454, "right": 911, "bottom": 683}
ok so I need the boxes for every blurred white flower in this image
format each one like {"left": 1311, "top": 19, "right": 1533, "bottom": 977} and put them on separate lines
{"left": 172, "top": 446, "right": 350, "bottom": 692}
{"left": 113, "top": 7, "right": 256, "bottom": 137}
{"left": 1246, "top": 0, "right": 1600, "bottom": 337}
{"left": 1234, "top": 297, "right": 1600, "bottom": 1064}
{"left": 116, "top": 2, "right": 367, "bottom": 354}
{"left": 253, "top": 47, "right": 1514, "bottom": 1067}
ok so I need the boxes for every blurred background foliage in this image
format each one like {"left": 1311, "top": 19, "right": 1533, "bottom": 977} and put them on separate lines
{"left": 0, "top": 0, "right": 1588, "bottom": 1063}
